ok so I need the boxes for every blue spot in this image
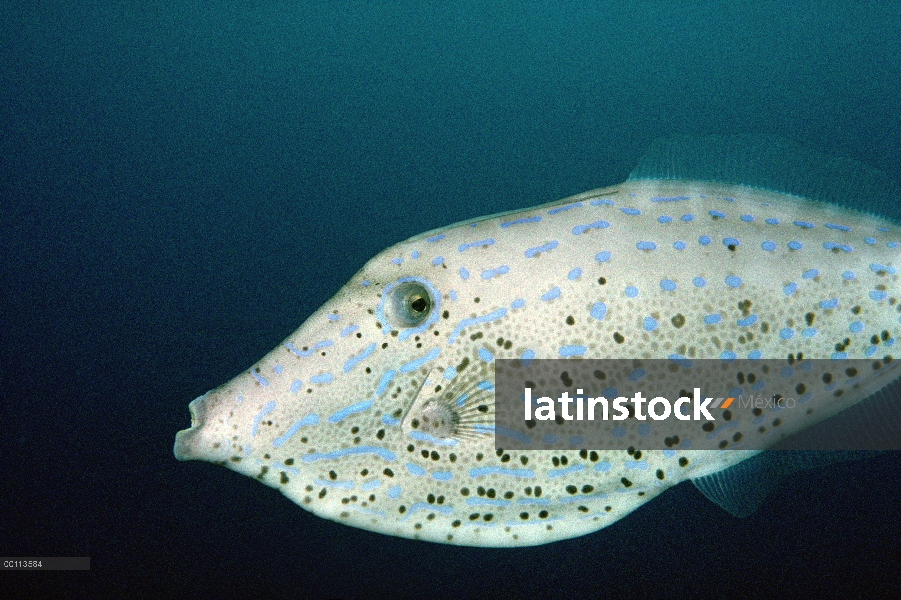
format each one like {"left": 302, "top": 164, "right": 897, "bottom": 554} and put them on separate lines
{"left": 741, "top": 214, "right": 754, "bottom": 222}
{"left": 802, "top": 328, "right": 818, "bottom": 338}
{"left": 399, "top": 347, "right": 441, "bottom": 373}
{"left": 501, "top": 216, "right": 541, "bottom": 228}
{"left": 723, "top": 237, "right": 740, "bottom": 247}
{"left": 391, "top": 257, "right": 403, "bottom": 265}
{"left": 850, "top": 321, "right": 863, "bottom": 333}
{"left": 458, "top": 238, "right": 495, "bottom": 252}
{"left": 869, "top": 263, "right": 897, "bottom": 275}
{"left": 629, "top": 368, "right": 646, "bottom": 382}
{"left": 765, "top": 217, "right": 779, "bottom": 225}
{"left": 326, "top": 314, "right": 340, "bottom": 322}
{"left": 449, "top": 290, "right": 457, "bottom": 301}
{"left": 866, "top": 345, "right": 878, "bottom": 357}
{"left": 431, "top": 256, "right": 444, "bottom": 266}
{"left": 780, "top": 328, "right": 794, "bottom": 339}
{"left": 720, "top": 351, "right": 737, "bottom": 360}
{"left": 328, "top": 399, "right": 373, "bottom": 422}
{"left": 784, "top": 282, "right": 797, "bottom": 295}
{"left": 842, "top": 271, "right": 856, "bottom": 280}
{"left": 681, "top": 214, "right": 695, "bottom": 222}
{"left": 819, "top": 298, "right": 838, "bottom": 310}
{"left": 559, "top": 345, "right": 587, "bottom": 357}
{"left": 737, "top": 315, "right": 758, "bottom": 327}
{"left": 803, "top": 269, "right": 819, "bottom": 279}
{"left": 468, "top": 467, "right": 535, "bottom": 478}
{"left": 343, "top": 343, "right": 377, "bottom": 373}
{"left": 301, "top": 446, "right": 395, "bottom": 464}
{"left": 386, "top": 486, "right": 401, "bottom": 499}
{"left": 636, "top": 241, "right": 657, "bottom": 251}
{"left": 480, "top": 265, "right": 510, "bottom": 280}
{"left": 426, "top": 234, "right": 445, "bottom": 243}
{"left": 693, "top": 277, "right": 706, "bottom": 288}
{"left": 725, "top": 275, "right": 742, "bottom": 288}
{"left": 520, "top": 349, "right": 535, "bottom": 365}
{"left": 524, "top": 240, "right": 559, "bottom": 258}
{"left": 870, "top": 290, "right": 887, "bottom": 302}
{"left": 699, "top": 235, "right": 711, "bottom": 245}
{"left": 625, "top": 286, "right": 639, "bottom": 298}
{"left": 748, "top": 350, "right": 762, "bottom": 359}
{"left": 595, "top": 251, "right": 612, "bottom": 263}
{"left": 340, "top": 325, "right": 359, "bottom": 338}
{"left": 889, "top": 242, "right": 899, "bottom": 248}
{"left": 511, "top": 298, "right": 525, "bottom": 309}
{"left": 611, "top": 427, "right": 626, "bottom": 438}
{"left": 568, "top": 267, "right": 582, "bottom": 280}
{"left": 709, "top": 210, "right": 726, "bottom": 218}
{"left": 405, "top": 463, "right": 426, "bottom": 476}
{"left": 865, "top": 237, "right": 877, "bottom": 245}
{"left": 761, "top": 241, "right": 776, "bottom": 251}
{"left": 572, "top": 221, "right": 610, "bottom": 235}
{"left": 411, "top": 250, "right": 420, "bottom": 259}
{"left": 273, "top": 364, "right": 283, "bottom": 374}
{"left": 793, "top": 220, "right": 814, "bottom": 229}
{"left": 443, "top": 366, "right": 457, "bottom": 380}
{"left": 478, "top": 348, "right": 494, "bottom": 363}
{"left": 541, "top": 286, "right": 561, "bottom": 301}
{"left": 594, "top": 461, "right": 612, "bottom": 472}
{"left": 788, "top": 241, "right": 803, "bottom": 250}
{"left": 548, "top": 202, "right": 582, "bottom": 215}
{"left": 673, "top": 241, "right": 686, "bottom": 250}
{"left": 704, "top": 314, "right": 722, "bottom": 325}
{"left": 658, "top": 216, "right": 673, "bottom": 223}
{"left": 432, "top": 471, "right": 453, "bottom": 481}
{"left": 310, "top": 373, "right": 333, "bottom": 384}
{"left": 621, "top": 207, "right": 640, "bottom": 215}
{"left": 643, "top": 317, "right": 658, "bottom": 331}
{"left": 290, "top": 380, "right": 303, "bottom": 393}
{"left": 825, "top": 222, "right": 851, "bottom": 232}
{"left": 590, "top": 302, "right": 607, "bottom": 320}
{"left": 824, "top": 242, "right": 853, "bottom": 252}
{"left": 651, "top": 196, "right": 690, "bottom": 203}
{"left": 831, "top": 352, "right": 848, "bottom": 359}
{"left": 660, "top": 279, "right": 676, "bottom": 291}
{"left": 459, "top": 267, "right": 470, "bottom": 280}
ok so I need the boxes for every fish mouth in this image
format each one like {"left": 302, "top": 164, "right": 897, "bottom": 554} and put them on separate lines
{"left": 173, "top": 392, "right": 207, "bottom": 461}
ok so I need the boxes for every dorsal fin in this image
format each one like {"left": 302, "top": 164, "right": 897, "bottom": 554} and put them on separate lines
{"left": 628, "top": 135, "right": 901, "bottom": 219}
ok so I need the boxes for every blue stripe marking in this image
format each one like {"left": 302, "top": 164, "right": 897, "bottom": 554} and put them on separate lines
{"left": 343, "top": 343, "right": 376, "bottom": 373}
{"left": 501, "top": 216, "right": 541, "bottom": 228}
{"left": 842, "top": 270, "right": 856, "bottom": 280}
{"left": 699, "top": 235, "right": 711, "bottom": 245}
{"left": 251, "top": 371, "right": 269, "bottom": 386}
{"left": 458, "top": 238, "right": 495, "bottom": 252}
{"left": 803, "top": 269, "right": 818, "bottom": 279}
{"left": 693, "top": 277, "right": 706, "bottom": 288}
{"left": 725, "top": 275, "right": 742, "bottom": 288}
{"left": 399, "top": 347, "right": 441, "bottom": 373}
{"left": 285, "top": 339, "right": 333, "bottom": 357}
{"left": 328, "top": 399, "right": 373, "bottom": 422}
{"left": 870, "top": 263, "right": 897, "bottom": 275}
{"left": 824, "top": 242, "right": 852, "bottom": 252}
{"left": 572, "top": 220, "right": 611, "bottom": 235}
{"left": 780, "top": 328, "right": 794, "bottom": 339}
{"left": 737, "top": 315, "right": 758, "bottom": 327}
{"left": 794, "top": 220, "right": 814, "bottom": 229}
{"left": 541, "top": 286, "right": 561, "bottom": 301}
{"left": 559, "top": 345, "right": 586, "bottom": 357}
{"left": 819, "top": 298, "right": 838, "bottom": 309}
{"left": 720, "top": 351, "right": 737, "bottom": 360}
{"left": 427, "top": 234, "right": 445, "bottom": 242}
{"left": 825, "top": 222, "right": 851, "bottom": 231}
{"left": 290, "top": 379, "right": 303, "bottom": 393}
{"left": 511, "top": 298, "right": 525, "bottom": 309}
{"left": 459, "top": 267, "right": 470, "bottom": 280}
{"left": 301, "top": 446, "right": 396, "bottom": 464}
{"left": 765, "top": 217, "right": 779, "bottom": 225}
{"left": 784, "top": 282, "right": 798, "bottom": 295}
{"left": 673, "top": 241, "right": 686, "bottom": 250}
{"left": 870, "top": 290, "right": 887, "bottom": 302}
{"left": 478, "top": 347, "right": 494, "bottom": 363}
{"left": 660, "top": 279, "right": 676, "bottom": 291}
{"left": 865, "top": 236, "right": 877, "bottom": 244}
{"left": 595, "top": 251, "right": 612, "bottom": 263}
{"left": 651, "top": 195, "right": 690, "bottom": 202}
{"left": 643, "top": 317, "right": 657, "bottom": 331}
{"left": 723, "top": 237, "right": 740, "bottom": 247}
{"left": 432, "top": 471, "right": 453, "bottom": 481}
{"left": 387, "top": 485, "right": 401, "bottom": 499}
{"left": 405, "top": 463, "right": 426, "bottom": 476}
{"left": 481, "top": 265, "right": 510, "bottom": 279}
{"left": 340, "top": 325, "right": 359, "bottom": 338}
{"left": 850, "top": 321, "right": 863, "bottom": 333}
{"left": 625, "top": 286, "right": 639, "bottom": 298}
{"left": 272, "top": 414, "right": 320, "bottom": 448}
{"left": 391, "top": 257, "right": 403, "bottom": 265}
{"left": 568, "top": 267, "right": 582, "bottom": 280}
{"left": 443, "top": 366, "right": 457, "bottom": 380}
{"left": 524, "top": 240, "right": 559, "bottom": 258}
{"left": 761, "top": 241, "right": 776, "bottom": 251}
{"left": 469, "top": 467, "right": 535, "bottom": 478}
{"left": 704, "top": 314, "right": 722, "bottom": 325}
{"left": 310, "top": 373, "right": 333, "bottom": 384}
{"left": 788, "top": 241, "right": 803, "bottom": 250}
{"left": 741, "top": 214, "right": 754, "bottom": 222}
{"left": 361, "top": 479, "right": 382, "bottom": 491}
{"left": 520, "top": 349, "right": 536, "bottom": 365}
{"left": 681, "top": 214, "right": 695, "bottom": 221}
{"left": 448, "top": 308, "right": 508, "bottom": 344}
{"left": 621, "top": 207, "right": 640, "bottom": 215}
{"left": 251, "top": 401, "right": 277, "bottom": 437}
{"left": 547, "top": 464, "right": 587, "bottom": 478}
{"left": 376, "top": 370, "right": 396, "bottom": 395}
{"left": 709, "top": 210, "right": 726, "bottom": 218}
{"left": 314, "top": 478, "right": 355, "bottom": 489}
{"left": 548, "top": 202, "right": 582, "bottom": 214}
{"left": 431, "top": 256, "right": 444, "bottom": 266}
{"left": 658, "top": 216, "right": 673, "bottom": 223}
{"left": 590, "top": 302, "right": 607, "bottom": 320}
{"left": 636, "top": 241, "right": 657, "bottom": 250}
{"left": 802, "top": 328, "right": 818, "bottom": 337}
{"left": 466, "top": 497, "right": 511, "bottom": 507}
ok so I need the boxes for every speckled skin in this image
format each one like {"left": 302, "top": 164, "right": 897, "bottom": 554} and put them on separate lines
{"left": 175, "top": 178, "right": 900, "bottom": 547}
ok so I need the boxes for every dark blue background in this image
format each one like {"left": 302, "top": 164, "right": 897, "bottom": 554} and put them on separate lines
{"left": 2, "top": 2, "right": 899, "bottom": 597}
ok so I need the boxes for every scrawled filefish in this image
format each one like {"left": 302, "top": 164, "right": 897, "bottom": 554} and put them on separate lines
{"left": 174, "top": 136, "right": 901, "bottom": 546}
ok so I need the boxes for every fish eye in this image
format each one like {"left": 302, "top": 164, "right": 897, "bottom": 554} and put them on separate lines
{"left": 388, "top": 282, "right": 433, "bottom": 327}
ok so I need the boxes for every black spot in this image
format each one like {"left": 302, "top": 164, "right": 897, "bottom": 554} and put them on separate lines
{"left": 566, "top": 315, "right": 575, "bottom": 325}
{"left": 805, "top": 312, "right": 815, "bottom": 326}
{"left": 598, "top": 277, "right": 607, "bottom": 285}
{"left": 613, "top": 332, "right": 625, "bottom": 344}
{"left": 671, "top": 314, "right": 685, "bottom": 328}
{"left": 621, "top": 477, "right": 632, "bottom": 488}
{"left": 656, "top": 469, "right": 664, "bottom": 480}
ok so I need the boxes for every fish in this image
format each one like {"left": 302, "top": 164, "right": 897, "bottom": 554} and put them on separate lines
{"left": 174, "top": 135, "right": 901, "bottom": 547}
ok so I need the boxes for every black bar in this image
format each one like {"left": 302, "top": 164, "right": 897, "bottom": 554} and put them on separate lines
{"left": 1, "top": 557, "right": 90, "bottom": 570}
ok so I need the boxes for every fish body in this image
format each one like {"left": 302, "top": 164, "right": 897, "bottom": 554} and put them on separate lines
{"left": 175, "top": 139, "right": 901, "bottom": 546}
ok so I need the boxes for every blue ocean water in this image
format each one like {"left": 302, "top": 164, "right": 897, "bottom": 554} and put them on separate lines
{"left": 1, "top": 2, "right": 899, "bottom": 597}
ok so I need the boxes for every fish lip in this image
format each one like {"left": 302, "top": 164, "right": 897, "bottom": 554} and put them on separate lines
{"left": 172, "top": 392, "right": 208, "bottom": 461}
